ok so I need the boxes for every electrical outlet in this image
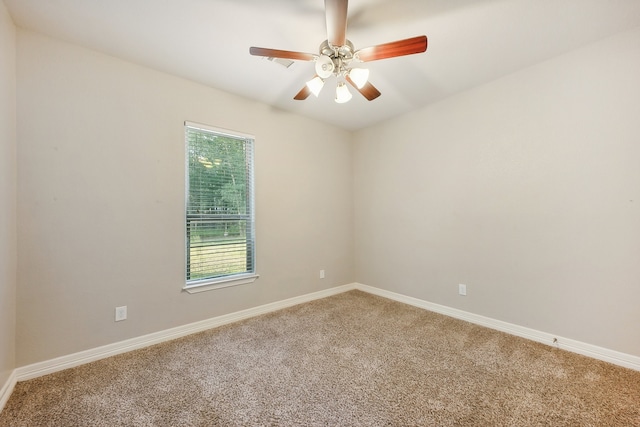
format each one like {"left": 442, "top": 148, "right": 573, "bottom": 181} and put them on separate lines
{"left": 115, "top": 306, "right": 127, "bottom": 322}
{"left": 458, "top": 284, "right": 467, "bottom": 296}
{"left": 319, "top": 270, "right": 325, "bottom": 279}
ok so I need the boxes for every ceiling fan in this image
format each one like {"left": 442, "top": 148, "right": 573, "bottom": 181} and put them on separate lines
{"left": 249, "top": 0, "right": 427, "bottom": 103}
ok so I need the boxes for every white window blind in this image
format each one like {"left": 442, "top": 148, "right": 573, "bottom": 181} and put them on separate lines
{"left": 185, "top": 122, "right": 255, "bottom": 288}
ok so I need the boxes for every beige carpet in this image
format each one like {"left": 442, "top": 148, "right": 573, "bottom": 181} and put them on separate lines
{"left": 1, "top": 290, "right": 639, "bottom": 426}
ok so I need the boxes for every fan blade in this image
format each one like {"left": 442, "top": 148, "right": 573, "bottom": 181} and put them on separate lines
{"left": 345, "top": 75, "right": 381, "bottom": 101}
{"left": 294, "top": 85, "right": 312, "bottom": 101}
{"left": 249, "top": 47, "right": 317, "bottom": 61}
{"left": 355, "top": 35, "right": 427, "bottom": 62}
{"left": 325, "top": 0, "right": 348, "bottom": 47}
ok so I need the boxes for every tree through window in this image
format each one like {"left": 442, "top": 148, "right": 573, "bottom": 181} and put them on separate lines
{"left": 185, "top": 122, "right": 255, "bottom": 288}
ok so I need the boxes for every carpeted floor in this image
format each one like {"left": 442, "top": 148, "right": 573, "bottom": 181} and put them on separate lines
{"left": 1, "top": 290, "right": 639, "bottom": 426}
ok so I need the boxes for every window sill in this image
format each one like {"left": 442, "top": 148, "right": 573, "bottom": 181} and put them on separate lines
{"left": 183, "top": 274, "right": 259, "bottom": 294}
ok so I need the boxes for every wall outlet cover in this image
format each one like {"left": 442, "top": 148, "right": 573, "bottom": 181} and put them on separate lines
{"left": 115, "top": 306, "right": 127, "bottom": 321}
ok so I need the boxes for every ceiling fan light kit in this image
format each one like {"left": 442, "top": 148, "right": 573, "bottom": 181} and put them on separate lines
{"left": 335, "top": 82, "right": 353, "bottom": 103}
{"left": 306, "top": 76, "right": 325, "bottom": 97}
{"left": 315, "top": 53, "right": 336, "bottom": 78}
{"left": 348, "top": 68, "right": 369, "bottom": 89}
{"left": 250, "top": 0, "right": 427, "bottom": 103}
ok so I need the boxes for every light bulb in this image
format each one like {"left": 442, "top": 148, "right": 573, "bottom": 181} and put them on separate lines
{"left": 335, "top": 82, "right": 352, "bottom": 104}
{"left": 349, "top": 68, "right": 369, "bottom": 89}
{"left": 306, "top": 76, "right": 325, "bottom": 97}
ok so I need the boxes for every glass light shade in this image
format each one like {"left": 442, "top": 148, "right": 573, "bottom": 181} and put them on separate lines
{"left": 306, "top": 76, "right": 325, "bottom": 97}
{"left": 349, "top": 68, "right": 370, "bottom": 89}
{"left": 315, "top": 55, "right": 335, "bottom": 78}
{"left": 335, "top": 82, "right": 352, "bottom": 104}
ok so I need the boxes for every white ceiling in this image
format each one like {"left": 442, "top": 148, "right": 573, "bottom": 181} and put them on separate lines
{"left": 5, "top": 0, "right": 640, "bottom": 131}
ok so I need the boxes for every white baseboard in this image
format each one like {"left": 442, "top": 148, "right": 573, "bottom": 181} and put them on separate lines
{"left": 10, "top": 280, "right": 639, "bottom": 390}
{"left": 15, "top": 283, "right": 357, "bottom": 382}
{"left": 353, "top": 283, "right": 640, "bottom": 371}
{"left": 0, "top": 370, "right": 17, "bottom": 413}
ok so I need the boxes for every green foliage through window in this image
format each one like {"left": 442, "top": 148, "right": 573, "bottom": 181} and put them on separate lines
{"left": 185, "top": 123, "right": 255, "bottom": 283}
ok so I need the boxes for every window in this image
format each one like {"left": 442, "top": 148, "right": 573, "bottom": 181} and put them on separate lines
{"left": 184, "top": 122, "right": 256, "bottom": 293}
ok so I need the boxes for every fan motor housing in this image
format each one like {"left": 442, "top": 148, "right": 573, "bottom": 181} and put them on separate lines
{"left": 318, "top": 39, "right": 354, "bottom": 77}
{"left": 320, "top": 39, "right": 354, "bottom": 60}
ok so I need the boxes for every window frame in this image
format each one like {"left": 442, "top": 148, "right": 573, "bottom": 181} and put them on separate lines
{"left": 183, "top": 121, "right": 258, "bottom": 294}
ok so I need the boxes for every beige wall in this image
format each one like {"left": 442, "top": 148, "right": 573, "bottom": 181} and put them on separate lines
{"left": 9, "top": 18, "right": 640, "bottom": 369}
{"left": 16, "top": 30, "right": 353, "bottom": 366}
{"left": 0, "top": 0, "right": 17, "bottom": 386}
{"left": 353, "top": 27, "right": 640, "bottom": 357}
